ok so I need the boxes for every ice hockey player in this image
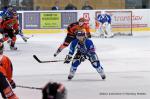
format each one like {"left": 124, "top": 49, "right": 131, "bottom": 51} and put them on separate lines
{"left": 0, "top": 6, "right": 28, "bottom": 42}
{"left": 0, "top": 43, "right": 19, "bottom": 99}
{"left": 54, "top": 18, "right": 91, "bottom": 57}
{"left": 96, "top": 11, "right": 113, "bottom": 38}
{"left": 42, "top": 81, "right": 67, "bottom": 99}
{"left": 0, "top": 11, "right": 19, "bottom": 50}
{"left": 7, "top": 27, "right": 28, "bottom": 43}
{"left": 64, "top": 30, "right": 106, "bottom": 80}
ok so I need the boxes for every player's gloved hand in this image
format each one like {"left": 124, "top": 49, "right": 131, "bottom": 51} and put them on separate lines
{"left": 64, "top": 54, "right": 72, "bottom": 64}
{"left": 10, "top": 80, "right": 16, "bottom": 89}
{"left": 22, "top": 37, "right": 27, "bottom": 42}
{"left": 87, "top": 33, "right": 91, "bottom": 38}
{"left": 54, "top": 49, "right": 61, "bottom": 57}
{"left": 14, "top": 29, "right": 19, "bottom": 35}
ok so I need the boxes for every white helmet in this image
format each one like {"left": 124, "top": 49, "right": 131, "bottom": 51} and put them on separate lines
{"left": 101, "top": 11, "right": 106, "bottom": 15}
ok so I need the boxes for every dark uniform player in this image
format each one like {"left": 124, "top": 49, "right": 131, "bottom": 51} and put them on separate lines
{"left": 0, "top": 11, "right": 19, "bottom": 50}
{"left": 54, "top": 18, "right": 91, "bottom": 57}
{"left": 0, "top": 6, "right": 28, "bottom": 42}
{"left": 42, "top": 81, "right": 67, "bottom": 99}
{"left": 64, "top": 30, "right": 106, "bottom": 80}
{"left": 0, "top": 43, "right": 18, "bottom": 99}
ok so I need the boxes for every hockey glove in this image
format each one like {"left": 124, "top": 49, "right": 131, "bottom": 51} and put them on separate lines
{"left": 87, "top": 33, "right": 91, "bottom": 38}
{"left": 22, "top": 37, "right": 27, "bottom": 42}
{"left": 64, "top": 54, "right": 72, "bottom": 64}
{"left": 10, "top": 80, "right": 16, "bottom": 89}
{"left": 54, "top": 49, "right": 61, "bottom": 57}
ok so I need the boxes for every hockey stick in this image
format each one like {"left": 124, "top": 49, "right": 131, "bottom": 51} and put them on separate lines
{"left": 33, "top": 55, "right": 64, "bottom": 63}
{"left": 25, "top": 34, "right": 34, "bottom": 39}
{"left": 16, "top": 85, "right": 42, "bottom": 90}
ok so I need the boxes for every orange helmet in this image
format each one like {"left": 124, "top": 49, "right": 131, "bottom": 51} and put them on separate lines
{"left": 78, "top": 18, "right": 86, "bottom": 22}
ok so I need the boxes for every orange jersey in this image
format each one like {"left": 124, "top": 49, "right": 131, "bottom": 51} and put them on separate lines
{"left": 67, "top": 22, "right": 90, "bottom": 36}
{"left": 0, "top": 55, "right": 13, "bottom": 82}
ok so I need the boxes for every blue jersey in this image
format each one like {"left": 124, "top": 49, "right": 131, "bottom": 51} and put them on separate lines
{"left": 97, "top": 14, "right": 111, "bottom": 24}
{"left": 0, "top": 7, "right": 15, "bottom": 20}
{"left": 69, "top": 38, "right": 96, "bottom": 57}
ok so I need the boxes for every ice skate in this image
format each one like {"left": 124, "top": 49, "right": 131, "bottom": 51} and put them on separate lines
{"left": 96, "top": 67, "right": 106, "bottom": 80}
{"left": 100, "top": 71, "right": 106, "bottom": 80}
{"left": 68, "top": 70, "right": 75, "bottom": 80}
{"left": 68, "top": 74, "right": 74, "bottom": 80}
{"left": 10, "top": 46, "right": 17, "bottom": 50}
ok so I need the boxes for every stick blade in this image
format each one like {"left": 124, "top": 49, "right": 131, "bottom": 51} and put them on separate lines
{"left": 33, "top": 55, "right": 42, "bottom": 63}
{"left": 33, "top": 55, "right": 64, "bottom": 63}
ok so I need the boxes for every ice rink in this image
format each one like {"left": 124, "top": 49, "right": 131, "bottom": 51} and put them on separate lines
{"left": 2, "top": 32, "right": 150, "bottom": 99}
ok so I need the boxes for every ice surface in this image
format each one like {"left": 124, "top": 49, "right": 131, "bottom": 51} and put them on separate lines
{"left": 1, "top": 32, "right": 150, "bottom": 99}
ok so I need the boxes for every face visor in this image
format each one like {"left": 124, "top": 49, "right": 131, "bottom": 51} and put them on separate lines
{"left": 76, "top": 35, "right": 85, "bottom": 42}
{"left": 79, "top": 21, "right": 84, "bottom": 26}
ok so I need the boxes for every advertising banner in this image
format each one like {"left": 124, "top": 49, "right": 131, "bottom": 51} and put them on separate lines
{"left": 95, "top": 11, "right": 132, "bottom": 28}
{"left": 78, "top": 10, "right": 96, "bottom": 29}
{"left": 24, "top": 12, "right": 40, "bottom": 29}
{"left": 95, "top": 10, "right": 149, "bottom": 28}
{"left": 40, "top": 12, "right": 61, "bottom": 28}
{"left": 61, "top": 12, "right": 77, "bottom": 28}
{"left": 132, "top": 10, "right": 149, "bottom": 28}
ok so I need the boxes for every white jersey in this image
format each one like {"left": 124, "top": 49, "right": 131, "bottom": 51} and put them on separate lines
{"left": 95, "top": 14, "right": 113, "bottom": 38}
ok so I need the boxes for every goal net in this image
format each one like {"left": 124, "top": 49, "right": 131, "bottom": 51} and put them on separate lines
{"left": 94, "top": 11, "right": 132, "bottom": 37}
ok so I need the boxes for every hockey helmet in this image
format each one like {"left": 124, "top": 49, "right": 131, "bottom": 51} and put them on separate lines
{"left": 76, "top": 30, "right": 86, "bottom": 42}
{"left": 13, "top": 11, "right": 17, "bottom": 15}
{"left": 100, "top": 11, "right": 107, "bottom": 18}
{"left": 7, "top": 5, "right": 14, "bottom": 12}
{"left": 101, "top": 11, "right": 106, "bottom": 15}
{"left": 76, "top": 30, "right": 85, "bottom": 37}
{"left": 78, "top": 18, "right": 86, "bottom": 22}
{"left": 42, "top": 82, "right": 67, "bottom": 99}
{"left": 78, "top": 18, "right": 86, "bottom": 26}
{"left": 12, "top": 11, "right": 18, "bottom": 19}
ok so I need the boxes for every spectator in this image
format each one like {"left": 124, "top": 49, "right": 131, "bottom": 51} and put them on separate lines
{"left": 36, "top": 6, "right": 40, "bottom": 10}
{"left": 64, "top": 3, "right": 77, "bottom": 10}
{"left": 51, "top": 0, "right": 60, "bottom": 10}
{"left": 82, "top": 1, "right": 93, "bottom": 10}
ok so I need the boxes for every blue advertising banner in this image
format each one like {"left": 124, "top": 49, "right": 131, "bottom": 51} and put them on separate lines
{"left": 24, "top": 12, "right": 40, "bottom": 29}
{"left": 61, "top": 12, "right": 77, "bottom": 28}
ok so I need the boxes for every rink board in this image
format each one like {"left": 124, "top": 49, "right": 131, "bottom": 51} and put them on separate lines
{"left": 22, "top": 28, "right": 150, "bottom": 34}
